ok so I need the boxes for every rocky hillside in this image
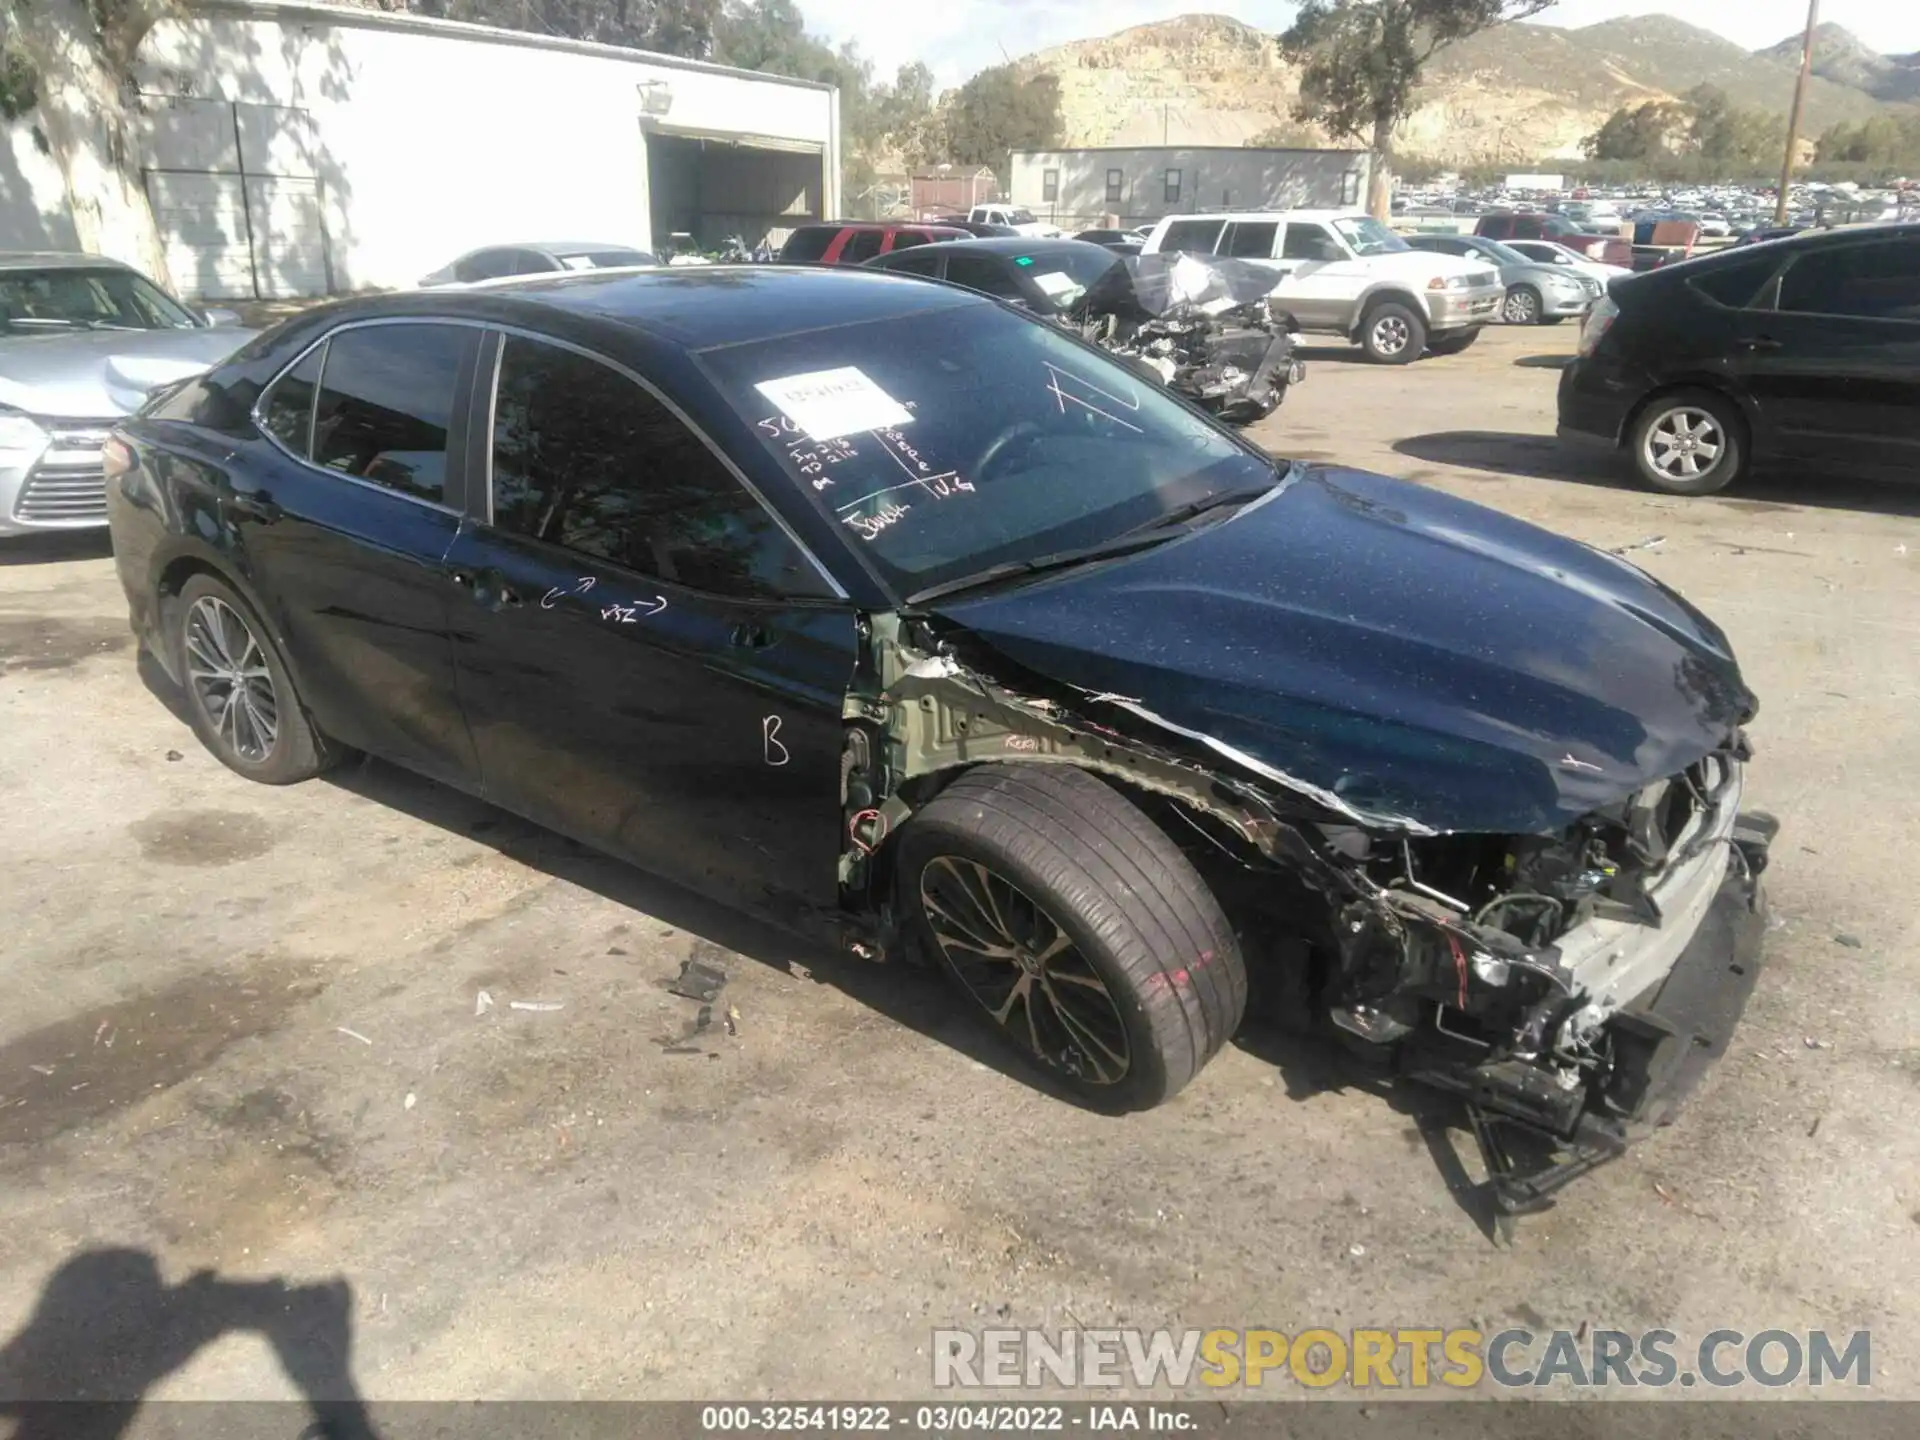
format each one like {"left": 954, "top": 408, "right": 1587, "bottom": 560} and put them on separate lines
{"left": 1014, "top": 13, "right": 1910, "bottom": 165}
{"left": 1756, "top": 22, "right": 1920, "bottom": 105}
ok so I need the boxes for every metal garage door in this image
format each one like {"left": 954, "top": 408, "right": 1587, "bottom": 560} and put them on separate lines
{"left": 247, "top": 176, "right": 331, "bottom": 297}
{"left": 146, "top": 172, "right": 255, "bottom": 300}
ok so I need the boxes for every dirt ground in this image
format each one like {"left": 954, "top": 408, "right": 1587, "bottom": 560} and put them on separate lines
{"left": 1, "top": 321, "right": 1916, "bottom": 1409}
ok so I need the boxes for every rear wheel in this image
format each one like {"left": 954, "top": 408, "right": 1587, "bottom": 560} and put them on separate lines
{"left": 899, "top": 765, "right": 1247, "bottom": 1111}
{"left": 1629, "top": 389, "right": 1746, "bottom": 496}
{"left": 1360, "top": 301, "right": 1425, "bottom": 364}
{"left": 173, "top": 574, "right": 335, "bottom": 784}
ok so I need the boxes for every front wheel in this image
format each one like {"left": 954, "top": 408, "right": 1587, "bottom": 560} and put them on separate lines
{"left": 1360, "top": 301, "right": 1426, "bottom": 364}
{"left": 172, "top": 573, "right": 335, "bottom": 783}
{"left": 1502, "top": 285, "right": 1542, "bottom": 325}
{"left": 1629, "top": 389, "right": 1747, "bottom": 496}
{"left": 899, "top": 765, "right": 1247, "bottom": 1111}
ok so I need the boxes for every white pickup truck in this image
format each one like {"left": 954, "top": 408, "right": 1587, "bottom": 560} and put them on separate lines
{"left": 968, "top": 204, "right": 1064, "bottom": 239}
{"left": 1141, "top": 209, "right": 1505, "bottom": 363}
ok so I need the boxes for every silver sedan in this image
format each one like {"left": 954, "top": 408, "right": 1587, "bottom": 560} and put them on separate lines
{"left": 2, "top": 253, "right": 253, "bottom": 535}
{"left": 1403, "top": 233, "right": 1604, "bottom": 325}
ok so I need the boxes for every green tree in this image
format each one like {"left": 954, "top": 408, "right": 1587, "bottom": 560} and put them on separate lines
{"left": 1582, "top": 100, "right": 1689, "bottom": 162}
{"left": 940, "top": 65, "right": 1062, "bottom": 173}
{"left": 1280, "top": 0, "right": 1557, "bottom": 219}
{"left": 418, "top": 0, "right": 721, "bottom": 55}
{"left": 1246, "top": 120, "right": 1322, "bottom": 148}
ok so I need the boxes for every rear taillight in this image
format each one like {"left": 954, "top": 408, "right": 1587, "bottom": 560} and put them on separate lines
{"left": 1577, "top": 295, "right": 1618, "bottom": 357}
{"left": 102, "top": 435, "right": 135, "bottom": 481}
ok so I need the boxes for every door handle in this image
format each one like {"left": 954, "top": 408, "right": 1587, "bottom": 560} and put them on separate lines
{"left": 1734, "top": 336, "right": 1783, "bottom": 352}
{"left": 731, "top": 621, "right": 775, "bottom": 650}
{"left": 448, "top": 567, "right": 523, "bottom": 611}
{"left": 224, "top": 490, "right": 282, "bottom": 524}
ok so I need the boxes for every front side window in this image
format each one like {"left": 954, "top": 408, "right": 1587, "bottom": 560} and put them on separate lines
{"left": 490, "top": 335, "right": 830, "bottom": 600}
{"left": 0, "top": 266, "right": 197, "bottom": 333}
{"left": 700, "top": 301, "right": 1274, "bottom": 600}
{"left": 881, "top": 252, "right": 942, "bottom": 277}
{"left": 455, "top": 250, "right": 519, "bottom": 283}
{"left": 888, "top": 231, "right": 932, "bottom": 252}
{"left": 1281, "top": 224, "right": 1344, "bottom": 262}
{"left": 1105, "top": 170, "right": 1124, "bottom": 205}
{"left": 1779, "top": 240, "right": 1920, "bottom": 322}
{"left": 310, "top": 324, "right": 467, "bottom": 505}
{"left": 1042, "top": 169, "right": 1060, "bottom": 203}
{"left": 1164, "top": 169, "right": 1182, "bottom": 203}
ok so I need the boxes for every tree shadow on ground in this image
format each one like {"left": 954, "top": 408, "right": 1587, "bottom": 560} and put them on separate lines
{"left": 0, "top": 1246, "right": 379, "bottom": 1439}
{"left": 1393, "top": 429, "right": 1920, "bottom": 518}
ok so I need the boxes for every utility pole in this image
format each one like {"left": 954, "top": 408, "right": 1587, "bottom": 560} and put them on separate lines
{"left": 1775, "top": 0, "right": 1819, "bottom": 226}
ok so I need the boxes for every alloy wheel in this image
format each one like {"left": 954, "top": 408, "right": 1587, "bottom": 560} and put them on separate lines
{"left": 184, "top": 596, "right": 280, "bottom": 764}
{"left": 1370, "top": 314, "right": 1411, "bottom": 356}
{"left": 1504, "top": 288, "right": 1539, "bottom": 323}
{"left": 1643, "top": 406, "right": 1724, "bottom": 481}
{"left": 919, "top": 855, "right": 1132, "bottom": 1085}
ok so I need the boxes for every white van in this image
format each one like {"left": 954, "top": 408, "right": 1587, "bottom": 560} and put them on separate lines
{"left": 969, "top": 204, "right": 1063, "bottom": 239}
{"left": 1140, "top": 210, "right": 1505, "bottom": 363}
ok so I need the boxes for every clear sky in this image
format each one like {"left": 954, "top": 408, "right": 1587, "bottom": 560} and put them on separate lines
{"left": 796, "top": 1, "right": 1919, "bottom": 88}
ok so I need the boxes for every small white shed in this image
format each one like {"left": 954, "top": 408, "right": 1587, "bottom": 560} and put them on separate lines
{"left": 2, "top": 1, "right": 842, "bottom": 300}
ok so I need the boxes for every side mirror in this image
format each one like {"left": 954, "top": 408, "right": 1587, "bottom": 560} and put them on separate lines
{"left": 202, "top": 307, "right": 244, "bottom": 328}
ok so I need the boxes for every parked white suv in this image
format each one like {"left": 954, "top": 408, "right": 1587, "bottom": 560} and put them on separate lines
{"left": 1141, "top": 210, "right": 1505, "bottom": 363}
{"left": 969, "top": 204, "right": 1063, "bottom": 239}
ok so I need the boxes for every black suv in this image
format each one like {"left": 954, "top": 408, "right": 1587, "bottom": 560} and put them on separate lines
{"left": 1557, "top": 223, "right": 1920, "bottom": 495}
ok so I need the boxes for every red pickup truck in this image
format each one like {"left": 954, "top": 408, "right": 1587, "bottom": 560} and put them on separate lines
{"left": 1475, "top": 212, "right": 1633, "bottom": 266}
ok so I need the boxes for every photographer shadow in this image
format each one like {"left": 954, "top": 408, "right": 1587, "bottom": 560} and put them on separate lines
{"left": 0, "top": 1247, "right": 379, "bottom": 1440}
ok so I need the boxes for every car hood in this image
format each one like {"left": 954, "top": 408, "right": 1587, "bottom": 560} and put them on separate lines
{"left": 0, "top": 327, "right": 257, "bottom": 419}
{"left": 1366, "top": 249, "right": 1497, "bottom": 282}
{"left": 928, "top": 465, "right": 1754, "bottom": 835}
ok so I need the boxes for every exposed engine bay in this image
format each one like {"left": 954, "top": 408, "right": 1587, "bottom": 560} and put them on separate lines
{"left": 835, "top": 613, "right": 1773, "bottom": 1215}
{"left": 1069, "top": 253, "right": 1304, "bottom": 426}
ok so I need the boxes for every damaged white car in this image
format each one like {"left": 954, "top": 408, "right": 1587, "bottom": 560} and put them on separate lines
{"left": 109, "top": 265, "right": 1773, "bottom": 1214}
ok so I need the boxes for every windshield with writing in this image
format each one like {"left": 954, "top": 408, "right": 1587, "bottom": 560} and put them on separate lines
{"left": 1332, "top": 216, "right": 1409, "bottom": 257}
{"left": 0, "top": 267, "right": 198, "bottom": 332}
{"left": 699, "top": 303, "right": 1271, "bottom": 598}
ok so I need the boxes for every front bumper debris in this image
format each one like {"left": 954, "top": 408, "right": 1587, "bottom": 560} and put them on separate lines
{"left": 1401, "top": 809, "right": 1773, "bottom": 1213}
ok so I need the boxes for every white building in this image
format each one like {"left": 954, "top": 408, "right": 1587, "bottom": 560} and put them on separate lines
{"left": 0, "top": 1, "right": 841, "bottom": 299}
{"left": 1009, "top": 145, "right": 1370, "bottom": 231}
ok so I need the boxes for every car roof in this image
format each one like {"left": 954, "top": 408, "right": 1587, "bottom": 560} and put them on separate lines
{"left": 0, "top": 251, "right": 140, "bottom": 273}
{"left": 793, "top": 220, "right": 966, "bottom": 233}
{"left": 876, "top": 237, "right": 1111, "bottom": 260}
{"left": 335, "top": 264, "right": 987, "bottom": 350}
{"left": 1155, "top": 210, "right": 1360, "bottom": 225}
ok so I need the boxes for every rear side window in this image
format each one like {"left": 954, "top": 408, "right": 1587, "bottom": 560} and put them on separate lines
{"left": 1159, "top": 219, "right": 1225, "bottom": 254}
{"left": 1689, "top": 254, "right": 1783, "bottom": 309}
{"left": 455, "top": 250, "right": 518, "bottom": 283}
{"left": 489, "top": 335, "right": 830, "bottom": 600}
{"left": 888, "top": 230, "right": 932, "bottom": 252}
{"left": 1221, "top": 221, "right": 1277, "bottom": 258}
{"left": 1779, "top": 240, "right": 1920, "bottom": 321}
{"left": 840, "top": 230, "right": 884, "bottom": 264}
{"left": 944, "top": 254, "right": 1024, "bottom": 300}
{"left": 259, "top": 345, "right": 322, "bottom": 455}
{"left": 779, "top": 227, "right": 836, "bottom": 263}
{"left": 881, "top": 252, "right": 942, "bottom": 277}
{"left": 310, "top": 324, "right": 468, "bottom": 505}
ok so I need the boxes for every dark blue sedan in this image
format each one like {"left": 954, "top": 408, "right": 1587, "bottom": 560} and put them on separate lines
{"left": 105, "top": 266, "right": 1771, "bottom": 1210}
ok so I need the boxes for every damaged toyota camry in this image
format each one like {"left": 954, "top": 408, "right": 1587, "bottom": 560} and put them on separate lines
{"left": 105, "top": 267, "right": 1773, "bottom": 1212}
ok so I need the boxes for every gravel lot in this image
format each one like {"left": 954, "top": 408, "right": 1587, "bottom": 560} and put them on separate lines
{"left": 1, "top": 321, "right": 1916, "bottom": 1407}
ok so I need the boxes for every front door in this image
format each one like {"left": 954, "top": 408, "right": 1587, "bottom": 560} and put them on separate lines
{"left": 1731, "top": 234, "right": 1920, "bottom": 477}
{"left": 239, "top": 320, "right": 482, "bottom": 787}
{"left": 1273, "top": 220, "right": 1355, "bottom": 329}
{"left": 443, "top": 330, "right": 857, "bottom": 922}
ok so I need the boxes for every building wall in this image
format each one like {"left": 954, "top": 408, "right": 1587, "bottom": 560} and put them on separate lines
{"left": 1, "top": 2, "right": 838, "bottom": 294}
{"left": 1009, "top": 148, "right": 1370, "bottom": 230}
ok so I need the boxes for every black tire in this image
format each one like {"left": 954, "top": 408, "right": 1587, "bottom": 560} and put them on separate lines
{"left": 1502, "top": 285, "right": 1543, "bottom": 325}
{"left": 1426, "top": 329, "right": 1481, "bottom": 356}
{"left": 172, "top": 573, "right": 335, "bottom": 784}
{"left": 1628, "top": 388, "right": 1747, "bottom": 496}
{"left": 1359, "top": 300, "right": 1425, "bottom": 364}
{"left": 899, "top": 765, "right": 1247, "bottom": 1111}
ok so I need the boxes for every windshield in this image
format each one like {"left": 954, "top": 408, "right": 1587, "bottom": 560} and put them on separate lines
{"left": 1478, "top": 239, "right": 1535, "bottom": 267}
{"left": 1006, "top": 209, "right": 1037, "bottom": 225}
{"left": 699, "top": 303, "right": 1274, "bottom": 598}
{"left": 1331, "top": 217, "right": 1408, "bottom": 256}
{"left": 1020, "top": 246, "right": 1127, "bottom": 311}
{"left": 0, "top": 266, "right": 199, "bottom": 333}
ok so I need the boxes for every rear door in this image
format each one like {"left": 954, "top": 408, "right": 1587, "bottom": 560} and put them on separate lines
{"left": 1731, "top": 235, "right": 1920, "bottom": 476}
{"left": 441, "top": 330, "right": 858, "bottom": 918}
{"left": 240, "top": 320, "right": 482, "bottom": 786}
